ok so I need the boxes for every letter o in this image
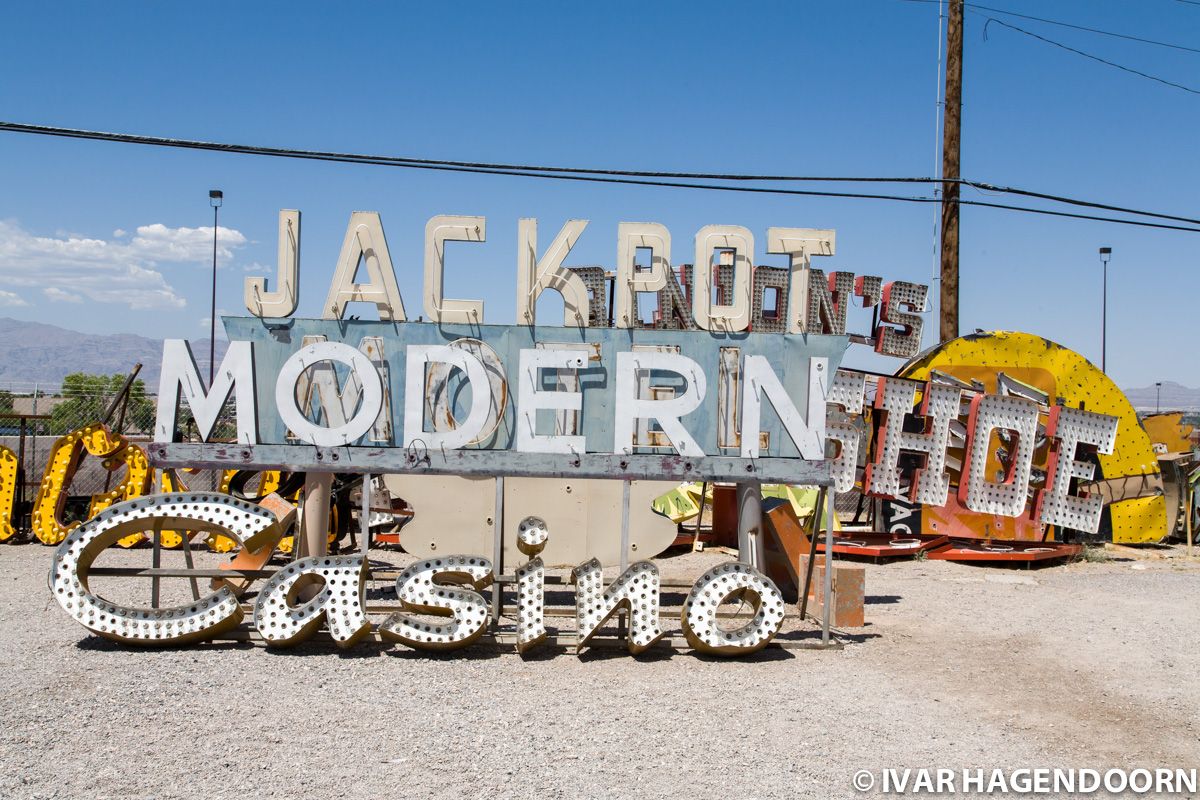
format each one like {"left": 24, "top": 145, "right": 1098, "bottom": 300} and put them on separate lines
{"left": 276, "top": 342, "right": 384, "bottom": 446}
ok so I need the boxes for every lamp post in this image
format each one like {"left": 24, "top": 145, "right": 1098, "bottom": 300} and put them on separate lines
{"left": 208, "top": 189, "right": 223, "bottom": 385}
{"left": 1156, "top": 381, "right": 1162, "bottom": 414}
{"left": 1099, "top": 247, "right": 1111, "bottom": 373}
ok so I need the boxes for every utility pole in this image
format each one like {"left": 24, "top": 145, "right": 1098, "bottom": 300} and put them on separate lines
{"left": 939, "top": 0, "right": 964, "bottom": 343}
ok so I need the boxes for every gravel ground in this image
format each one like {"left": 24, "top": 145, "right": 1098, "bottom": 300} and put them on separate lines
{"left": 1, "top": 541, "right": 1198, "bottom": 799}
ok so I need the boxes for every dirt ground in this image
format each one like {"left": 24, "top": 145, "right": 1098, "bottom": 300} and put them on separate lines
{"left": 1, "top": 541, "right": 1197, "bottom": 799}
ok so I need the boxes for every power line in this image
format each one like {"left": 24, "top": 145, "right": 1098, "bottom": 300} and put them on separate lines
{"left": 2, "top": 120, "right": 1197, "bottom": 224}
{"left": 0, "top": 121, "right": 934, "bottom": 184}
{"left": 970, "top": 2, "right": 1200, "bottom": 54}
{"left": 983, "top": 17, "right": 1200, "bottom": 95}
{"left": 895, "top": 0, "right": 1200, "bottom": 54}
{"left": 6, "top": 120, "right": 1199, "bottom": 226}
{"left": 962, "top": 179, "right": 1200, "bottom": 225}
{"left": 1, "top": 120, "right": 1198, "bottom": 233}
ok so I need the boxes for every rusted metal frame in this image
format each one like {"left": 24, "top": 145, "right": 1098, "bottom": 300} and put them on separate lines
{"left": 176, "top": 506, "right": 201, "bottom": 601}
{"left": 102, "top": 390, "right": 133, "bottom": 494}
{"left": 150, "top": 518, "right": 163, "bottom": 608}
{"left": 84, "top": 566, "right": 708, "bottom": 590}
{"left": 851, "top": 490, "right": 867, "bottom": 524}
{"left": 234, "top": 601, "right": 802, "bottom": 622}
{"left": 150, "top": 443, "right": 833, "bottom": 486}
{"left": 214, "top": 626, "right": 844, "bottom": 651}
{"left": 100, "top": 363, "right": 143, "bottom": 424}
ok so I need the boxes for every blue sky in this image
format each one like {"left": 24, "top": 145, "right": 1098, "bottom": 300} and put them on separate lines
{"left": 0, "top": 1, "right": 1196, "bottom": 388}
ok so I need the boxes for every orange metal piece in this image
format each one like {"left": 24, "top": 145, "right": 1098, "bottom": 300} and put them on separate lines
{"left": 206, "top": 470, "right": 285, "bottom": 552}
{"left": 761, "top": 501, "right": 812, "bottom": 600}
{"left": 816, "top": 532, "right": 950, "bottom": 560}
{"left": 925, "top": 539, "right": 1081, "bottom": 563}
{"left": 807, "top": 558, "right": 865, "bottom": 628}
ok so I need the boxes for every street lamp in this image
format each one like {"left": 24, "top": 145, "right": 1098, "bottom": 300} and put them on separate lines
{"left": 1156, "top": 381, "right": 1162, "bottom": 414}
{"left": 208, "top": 189, "right": 223, "bottom": 385}
{"left": 1099, "top": 247, "right": 1111, "bottom": 373}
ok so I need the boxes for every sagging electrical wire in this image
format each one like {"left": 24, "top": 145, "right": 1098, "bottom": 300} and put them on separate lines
{"left": 1, "top": 120, "right": 1198, "bottom": 233}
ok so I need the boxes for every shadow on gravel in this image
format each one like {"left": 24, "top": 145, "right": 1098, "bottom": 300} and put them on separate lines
{"left": 383, "top": 645, "right": 505, "bottom": 662}
{"left": 577, "top": 646, "right": 677, "bottom": 664}
{"left": 74, "top": 635, "right": 253, "bottom": 653}
{"left": 257, "top": 641, "right": 397, "bottom": 659}
{"left": 830, "top": 630, "right": 881, "bottom": 644}
{"left": 865, "top": 594, "right": 902, "bottom": 605}
{"left": 691, "top": 646, "right": 795, "bottom": 663}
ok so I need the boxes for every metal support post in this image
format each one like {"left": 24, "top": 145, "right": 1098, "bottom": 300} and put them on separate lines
{"left": 491, "top": 477, "right": 504, "bottom": 625}
{"left": 736, "top": 481, "right": 763, "bottom": 569}
{"left": 691, "top": 481, "right": 708, "bottom": 551}
{"left": 150, "top": 519, "right": 162, "bottom": 609}
{"left": 798, "top": 485, "right": 826, "bottom": 621}
{"left": 15, "top": 417, "right": 26, "bottom": 535}
{"left": 822, "top": 486, "right": 836, "bottom": 645}
{"left": 618, "top": 479, "right": 632, "bottom": 638}
{"left": 619, "top": 479, "right": 631, "bottom": 573}
{"left": 300, "top": 472, "right": 333, "bottom": 559}
{"left": 360, "top": 474, "right": 372, "bottom": 556}
{"left": 1187, "top": 481, "right": 1194, "bottom": 560}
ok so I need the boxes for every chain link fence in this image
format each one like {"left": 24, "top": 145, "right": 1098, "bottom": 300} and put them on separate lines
{"left": 2, "top": 387, "right": 239, "bottom": 534}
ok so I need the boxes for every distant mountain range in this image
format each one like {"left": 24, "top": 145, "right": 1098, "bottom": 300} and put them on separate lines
{"left": 0, "top": 317, "right": 1195, "bottom": 411}
{"left": 0, "top": 317, "right": 226, "bottom": 391}
{"left": 1123, "top": 381, "right": 1200, "bottom": 413}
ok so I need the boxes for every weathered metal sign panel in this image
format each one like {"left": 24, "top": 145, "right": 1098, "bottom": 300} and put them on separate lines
{"left": 154, "top": 319, "right": 845, "bottom": 484}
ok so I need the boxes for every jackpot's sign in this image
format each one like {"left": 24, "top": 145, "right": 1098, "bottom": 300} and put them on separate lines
{"left": 153, "top": 213, "right": 887, "bottom": 483}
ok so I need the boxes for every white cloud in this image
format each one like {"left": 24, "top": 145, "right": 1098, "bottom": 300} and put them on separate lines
{"left": 0, "top": 219, "right": 248, "bottom": 310}
{"left": 131, "top": 223, "right": 247, "bottom": 265}
{"left": 43, "top": 287, "right": 83, "bottom": 303}
{"left": 0, "top": 290, "right": 29, "bottom": 307}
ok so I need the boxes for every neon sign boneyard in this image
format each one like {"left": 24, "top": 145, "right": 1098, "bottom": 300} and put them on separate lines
{"left": 49, "top": 210, "right": 1121, "bottom": 653}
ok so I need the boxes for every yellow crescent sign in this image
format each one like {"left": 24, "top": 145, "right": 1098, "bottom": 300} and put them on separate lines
{"left": 898, "top": 331, "right": 1166, "bottom": 544}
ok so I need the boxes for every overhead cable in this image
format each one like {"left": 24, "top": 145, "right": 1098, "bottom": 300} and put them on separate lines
{"left": 1, "top": 120, "right": 1198, "bottom": 233}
